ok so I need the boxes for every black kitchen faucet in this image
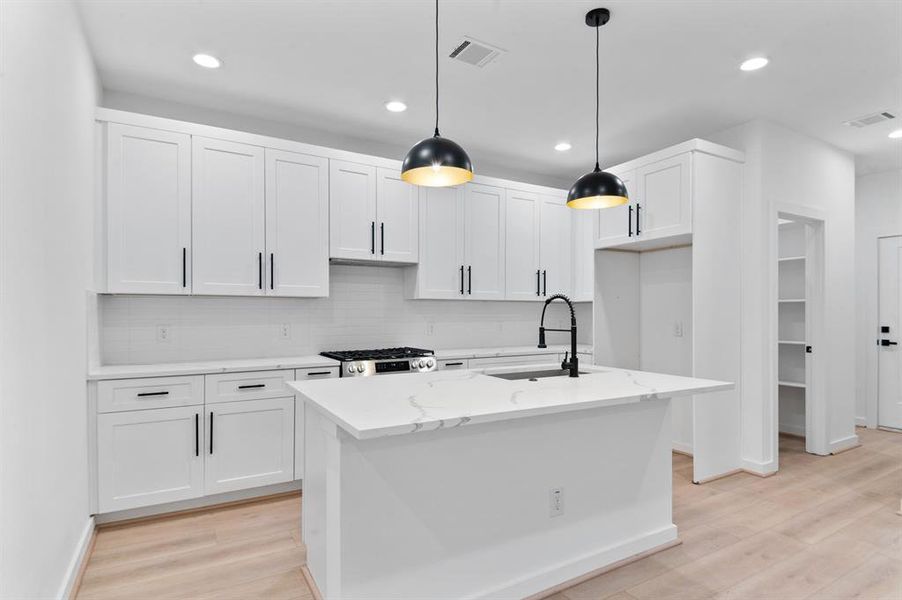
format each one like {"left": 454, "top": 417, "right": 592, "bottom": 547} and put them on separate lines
{"left": 537, "top": 293, "right": 579, "bottom": 378}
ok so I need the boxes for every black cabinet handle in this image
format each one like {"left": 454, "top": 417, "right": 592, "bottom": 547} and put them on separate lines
{"left": 628, "top": 205, "right": 633, "bottom": 237}
{"left": 542, "top": 270, "right": 547, "bottom": 296}
{"left": 460, "top": 265, "right": 464, "bottom": 295}
{"left": 445, "top": 361, "right": 464, "bottom": 367}
{"left": 371, "top": 222, "right": 375, "bottom": 254}
{"left": 270, "top": 253, "right": 274, "bottom": 290}
{"left": 636, "top": 203, "right": 641, "bottom": 235}
{"left": 137, "top": 391, "right": 169, "bottom": 397}
{"left": 209, "top": 412, "right": 214, "bottom": 454}
{"left": 880, "top": 339, "right": 898, "bottom": 346}
{"left": 182, "top": 247, "right": 187, "bottom": 288}
{"left": 380, "top": 222, "right": 385, "bottom": 255}
{"left": 195, "top": 413, "right": 199, "bottom": 457}
{"left": 238, "top": 383, "right": 266, "bottom": 389}
{"left": 536, "top": 270, "right": 541, "bottom": 296}
{"left": 467, "top": 265, "right": 472, "bottom": 295}
{"left": 306, "top": 371, "right": 332, "bottom": 377}
{"left": 258, "top": 252, "right": 263, "bottom": 289}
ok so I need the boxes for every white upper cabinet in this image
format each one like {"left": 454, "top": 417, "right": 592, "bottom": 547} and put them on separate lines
{"left": 192, "top": 137, "right": 266, "bottom": 295}
{"left": 539, "top": 193, "right": 572, "bottom": 298}
{"left": 376, "top": 168, "right": 418, "bottom": 263}
{"left": 411, "top": 186, "right": 465, "bottom": 299}
{"left": 504, "top": 190, "right": 541, "bottom": 301}
{"left": 265, "top": 149, "right": 329, "bottom": 297}
{"left": 595, "top": 169, "right": 636, "bottom": 248}
{"left": 106, "top": 124, "right": 192, "bottom": 294}
{"left": 329, "top": 160, "right": 378, "bottom": 261}
{"left": 636, "top": 153, "right": 691, "bottom": 240}
{"left": 463, "top": 184, "right": 506, "bottom": 300}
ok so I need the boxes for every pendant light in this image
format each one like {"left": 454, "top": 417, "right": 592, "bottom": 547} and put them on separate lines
{"left": 401, "top": 0, "right": 473, "bottom": 187}
{"left": 566, "top": 8, "right": 628, "bottom": 209}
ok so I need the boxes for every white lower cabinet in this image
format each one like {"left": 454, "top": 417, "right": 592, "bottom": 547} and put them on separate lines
{"left": 204, "top": 397, "right": 295, "bottom": 495}
{"left": 97, "top": 406, "right": 204, "bottom": 513}
{"left": 293, "top": 366, "right": 340, "bottom": 480}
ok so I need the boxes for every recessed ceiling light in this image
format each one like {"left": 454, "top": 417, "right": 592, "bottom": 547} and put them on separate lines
{"left": 740, "top": 57, "right": 769, "bottom": 72}
{"left": 192, "top": 54, "right": 221, "bottom": 69}
{"left": 385, "top": 100, "right": 407, "bottom": 113}
{"left": 889, "top": 129, "right": 902, "bottom": 139}
{"left": 554, "top": 142, "right": 572, "bottom": 152}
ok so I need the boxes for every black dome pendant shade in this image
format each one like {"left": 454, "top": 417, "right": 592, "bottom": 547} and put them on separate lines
{"left": 567, "top": 8, "right": 628, "bottom": 209}
{"left": 401, "top": 0, "right": 473, "bottom": 187}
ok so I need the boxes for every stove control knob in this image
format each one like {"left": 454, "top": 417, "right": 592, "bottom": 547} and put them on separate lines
{"left": 417, "top": 359, "right": 426, "bottom": 368}
{"left": 347, "top": 364, "right": 355, "bottom": 374}
{"left": 426, "top": 359, "right": 435, "bottom": 368}
{"left": 356, "top": 364, "right": 365, "bottom": 373}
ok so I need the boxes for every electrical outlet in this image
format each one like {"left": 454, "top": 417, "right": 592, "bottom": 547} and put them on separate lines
{"left": 673, "top": 321, "right": 684, "bottom": 337}
{"left": 279, "top": 323, "right": 291, "bottom": 340}
{"left": 426, "top": 322, "right": 434, "bottom": 336}
{"left": 549, "top": 487, "right": 564, "bottom": 517}
{"left": 156, "top": 325, "right": 171, "bottom": 343}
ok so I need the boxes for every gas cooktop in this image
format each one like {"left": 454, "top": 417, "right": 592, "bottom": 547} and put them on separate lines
{"left": 320, "top": 347, "right": 436, "bottom": 377}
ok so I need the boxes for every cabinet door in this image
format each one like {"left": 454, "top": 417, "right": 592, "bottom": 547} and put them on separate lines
{"left": 329, "top": 160, "right": 377, "bottom": 261}
{"left": 98, "top": 406, "right": 203, "bottom": 512}
{"left": 504, "top": 189, "right": 541, "bottom": 301}
{"left": 205, "top": 397, "right": 294, "bottom": 495}
{"left": 636, "top": 153, "right": 691, "bottom": 240}
{"left": 376, "top": 168, "right": 418, "bottom": 263}
{"left": 415, "top": 186, "right": 465, "bottom": 298}
{"left": 265, "top": 149, "right": 329, "bottom": 297}
{"left": 106, "top": 124, "right": 191, "bottom": 294}
{"left": 463, "top": 183, "right": 506, "bottom": 300}
{"left": 571, "top": 209, "right": 596, "bottom": 302}
{"left": 594, "top": 169, "right": 635, "bottom": 248}
{"left": 540, "top": 194, "right": 573, "bottom": 297}
{"left": 293, "top": 367, "right": 340, "bottom": 481}
{"left": 192, "top": 137, "right": 265, "bottom": 295}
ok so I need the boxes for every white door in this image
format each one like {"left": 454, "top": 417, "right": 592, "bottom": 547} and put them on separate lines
{"left": 265, "top": 149, "right": 329, "bottom": 297}
{"left": 205, "top": 397, "right": 295, "bottom": 495}
{"left": 192, "top": 137, "right": 265, "bottom": 295}
{"left": 540, "top": 193, "right": 572, "bottom": 298}
{"left": 636, "top": 154, "right": 691, "bottom": 240}
{"left": 504, "top": 189, "right": 541, "bottom": 301}
{"left": 595, "top": 169, "right": 635, "bottom": 248}
{"left": 97, "top": 406, "right": 204, "bottom": 512}
{"left": 329, "top": 160, "right": 377, "bottom": 261}
{"left": 376, "top": 168, "right": 418, "bottom": 263}
{"left": 416, "top": 186, "right": 465, "bottom": 298}
{"left": 463, "top": 183, "right": 506, "bottom": 300}
{"left": 878, "top": 236, "right": 902, "bottom": 429}
{"left": 106, "top": 124, "right": 192, "bottom": 294}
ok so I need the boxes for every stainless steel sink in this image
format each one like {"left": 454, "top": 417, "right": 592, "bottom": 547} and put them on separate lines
{"left": 487, "top": 369, "right": 588, "bottom": 381}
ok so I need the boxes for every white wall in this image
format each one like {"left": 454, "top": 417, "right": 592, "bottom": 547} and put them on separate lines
{"left": 709, "top": 120, "right": 857, "bottom": 466}
{"left": 100, "top": 265, "right": 591, "bottom": 365}
{"left": 0, "top": 1, "right": 98, "bottom": 598}
{"left": 855, "top": 169, "right": 902, "bottom": 426}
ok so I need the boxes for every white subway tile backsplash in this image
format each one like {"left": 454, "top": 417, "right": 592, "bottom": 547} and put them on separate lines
{"left": 99, "top": 264, "right": 591, "bottom": 365}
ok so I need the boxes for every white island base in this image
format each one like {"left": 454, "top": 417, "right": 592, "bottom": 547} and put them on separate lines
{"left": 297, "top": 384, "right": 710, "bottom": 597}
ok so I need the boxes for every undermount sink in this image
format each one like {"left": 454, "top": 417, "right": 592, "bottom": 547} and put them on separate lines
{"left": 487, "top": 369, "right": 589, "bottom": 381}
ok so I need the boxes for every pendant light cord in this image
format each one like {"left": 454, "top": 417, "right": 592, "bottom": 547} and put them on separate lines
{"left": 594, "top": 21, "right": 600, "bottom": 172}
{"left": 434, "top": 0, "right": 440, "bottom": 137}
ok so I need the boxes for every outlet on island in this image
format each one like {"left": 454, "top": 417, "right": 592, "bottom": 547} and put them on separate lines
{"left": 549, "top": 487, "right": 564, "bottom": 517}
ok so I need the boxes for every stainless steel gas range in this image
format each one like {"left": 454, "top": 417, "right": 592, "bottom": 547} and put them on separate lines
{"left": 320, "top": 347, "right": 437, "bottom": 377}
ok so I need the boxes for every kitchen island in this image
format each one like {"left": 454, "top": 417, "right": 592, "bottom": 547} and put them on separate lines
{"left": 289, "top": 364, "right": 732, "bottom": 600}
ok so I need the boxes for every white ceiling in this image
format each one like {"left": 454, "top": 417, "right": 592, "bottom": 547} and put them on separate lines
{"left": 76, "top": 0, "right": 902, "bottom": 181}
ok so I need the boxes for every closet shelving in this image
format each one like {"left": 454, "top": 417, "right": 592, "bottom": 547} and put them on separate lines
{"left": 777, "top": 221, "right": 808, "bottom": 435}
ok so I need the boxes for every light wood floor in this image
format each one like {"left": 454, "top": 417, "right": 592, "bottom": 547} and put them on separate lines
{"left": 77, "top": 428, "right": 902, "bottom": 600}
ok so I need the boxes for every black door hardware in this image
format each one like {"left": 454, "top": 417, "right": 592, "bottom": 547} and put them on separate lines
{"left": 380, "top": 223, "right": 385, "bottom": 255}
{"left": 467, "top": 265, "right": 472, "bottom": 295}
{"left": 881, "top": 325, "right": 891, "bottom": 333}
{"left": 257, "top": 252, "right": 263, "bottom": 289}
{"left": 371, "top": 222, "right": 375, "bottom": 254}
{"left": 880, "top": 339, "right": 898, "bottom": 347}
{"left": 459, "top": 265, "right": 464, "bottom": 295}
{"left": 636, "top": 204, "right": 641, "bottom": 235}
{"left": 805, "top": 346, "right": 812, "bottom": 353}
{"left": 238, "top": 383, "right": 266, "bottom": 389}
{"left": 542, "top": 270, "right": 547, "bottom": 296}
{"left": 182, "top": 247, "right": 187, "bottom": 288}
{"left": 195, "top": 413, "right": 199, "bottom": 457}
{"left": 137, "top": 391, "right": 169, "bottom": 397}
{"left": 270, "top": 253, "right": 274, "bottom": 290}
{"left": 628, "top": 205, "right": 633, "bottom": 237}
{"left": 536, "top": 270, "right": 541, "bottom": 296}
{"left": 209, "top": 412, "right": 214, "bottom": 454}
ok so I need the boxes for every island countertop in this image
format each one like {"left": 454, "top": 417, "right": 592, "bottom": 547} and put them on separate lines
{"left": 288, "top": 364, "right": 733, "bottom": 440}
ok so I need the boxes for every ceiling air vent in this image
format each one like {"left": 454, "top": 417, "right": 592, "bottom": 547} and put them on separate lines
{"left": 844, "top": 111, "right": 895, "bottom": 128}
{"left": 449, "top": 37, "right": 505, "bottom": 68}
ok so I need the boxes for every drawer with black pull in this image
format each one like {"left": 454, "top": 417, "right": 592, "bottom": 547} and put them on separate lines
{"left": 204, "top": 370, "right": 294, "bottom": 404}
{"left": 295, "top": 366, "right": 340, "bottom": 380}
{"left": 97, "top": 375, "right": 204, "bottom": 413}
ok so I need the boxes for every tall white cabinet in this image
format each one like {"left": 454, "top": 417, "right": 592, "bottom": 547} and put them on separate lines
{"left": 504, "top": 190, "right": 572, "bottom": 300}
{"left": 105, "top": 123, "right": 192, "bottom": 294}
{"left": 463, "top": 184, "right": 506, "bottom": 299}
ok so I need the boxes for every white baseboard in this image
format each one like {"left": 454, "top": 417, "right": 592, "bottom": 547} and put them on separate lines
{"left": 741, "top": 457, "right": 778, "bottom": 476}
{"left": 95, "top": 480, "right": 301, "bottom": 524}
{"left": 855, "top": 416, "right": 868, "bottom": 427}
{"left": 57, "top": 516, "right": 95, "bottom": 600}
{"left": 829, "top": 434, "right": 860, "bottom": 454}
{"left": 672, "top": 441, "right": 693, "bottom": 456}
{"left": 476, "top": 525, "right": 678, "bottom": 600}
{"left": 778, "top": 422, "right": 806, "bottom": 437}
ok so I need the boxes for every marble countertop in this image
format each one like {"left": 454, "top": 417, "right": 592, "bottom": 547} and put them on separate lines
{"left": 289, "top": 363, "right": 733, "bottom": 440}
{"left": 87, "top": 355, "right": 338, "bottom": 380}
